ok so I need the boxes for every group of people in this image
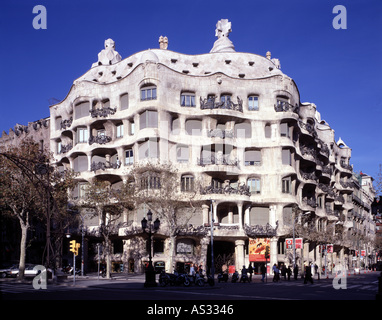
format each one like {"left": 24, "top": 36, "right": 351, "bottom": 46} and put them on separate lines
{"left": 188, "top": 263, "right": 203, "bottom": 276}
{"left": 272, "top": 263, "right": 315, "bottom": 284}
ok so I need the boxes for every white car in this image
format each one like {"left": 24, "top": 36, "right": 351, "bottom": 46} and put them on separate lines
{"left": 7, "top": 264, "right": 52, "bottom": 278}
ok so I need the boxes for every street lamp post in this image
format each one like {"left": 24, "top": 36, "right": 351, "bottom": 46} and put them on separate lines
{"left": 293, "top": 211, "right": 310, "bottom": 276}
{"left": 210, "top": 200, "right": 215, "bottom": 280}
{"left": 141, "top": 210, "right": 160, "bottom": 287}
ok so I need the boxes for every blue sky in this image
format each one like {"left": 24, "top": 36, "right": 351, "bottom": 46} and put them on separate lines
{"left": 1, "top": 0, "right": 381, "bottom": 180}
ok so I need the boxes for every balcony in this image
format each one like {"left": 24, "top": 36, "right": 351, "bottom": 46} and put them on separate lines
{"left": 200, "top": 96, "right": 243, "bottom": 112}
{"left": 90, "top": 106, "right": 116, "bottom": 118}
{"left": 200, "top": 183, "right": 250, "bottom": 197}
{"left": 207, "top": 129, "right": 234, "bottom": 139}
{"left": 302, "top": 197, "right": 317, "bottom": 208}
{"left": 339, "top": 180, "right": 353, "bottom": 189}
{"left": 60, "top": 117, "right": 73, "bottom": 130}
{"left": 340, "top": 162, "right": 353, "bottom": 172}
{"left": 89, "top": 135, "right": 112, "bottom": 145}
{"left": 58, "top": 143, "right": 73, "bottom": 154}
{"left": 274, "top": 101, "right": 299, "bottom": 114}
{"left": 197, "top": 154, "right": 238, "bottom": 167}
{"left": 90, "top": 160, "right": 121, "bottom": 172}
{"left": 300, "top": 171, "right": 317, "bottom": 182}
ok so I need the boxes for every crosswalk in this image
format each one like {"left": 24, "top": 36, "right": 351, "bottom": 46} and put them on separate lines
{"left": 0, "top": 282, "right": 95, "bottom": 295}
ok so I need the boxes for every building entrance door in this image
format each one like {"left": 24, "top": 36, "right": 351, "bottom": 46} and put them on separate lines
{"left": 207, "top": 240, "right": 235, "bottom": 273}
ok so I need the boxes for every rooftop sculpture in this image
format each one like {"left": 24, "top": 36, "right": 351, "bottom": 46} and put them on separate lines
{"left": 210, "top": 19, "right": 235, "bottom": 53}
{"left": 92, "top": 38, "right": 122, "bottom": 67}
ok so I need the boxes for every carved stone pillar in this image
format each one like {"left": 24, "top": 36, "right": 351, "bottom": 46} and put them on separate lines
{"left": 235, "top": 239, "right": 245, "bottom": 270}
{"left": 237, "top": 202, "right": 243, "bottom": 230}
{"left": 270, "top": 237, "right": 278, "bottom": 272}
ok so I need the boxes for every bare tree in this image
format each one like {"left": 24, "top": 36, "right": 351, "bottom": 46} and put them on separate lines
{"left": 80, "top": 179, "right": 134, "bottom": 278}
{"left": 127, "top": 162, "right": 202, "bottom": 272}
{"left": 0, "top": 139, "right": 76, "bottom": 278}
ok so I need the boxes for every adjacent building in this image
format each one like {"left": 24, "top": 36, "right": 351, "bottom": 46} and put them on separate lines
{"left": 1, "top": 20, "right": 377, "bottom": 274}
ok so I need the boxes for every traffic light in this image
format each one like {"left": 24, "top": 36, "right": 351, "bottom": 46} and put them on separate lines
{"left": 75, "top": 242, "right": 80, "bottom": 256}
{"left": 69, "top": 240, "right": 80, "bottom": 256}
{"left": 69, "top": 240, "right": 76, "bottom": 253}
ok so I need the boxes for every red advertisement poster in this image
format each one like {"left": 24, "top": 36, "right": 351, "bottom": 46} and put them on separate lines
{"left": 249, "top": 238, "right": 270, "bottom": 262}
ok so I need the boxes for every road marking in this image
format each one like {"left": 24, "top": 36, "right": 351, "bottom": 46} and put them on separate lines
{"left": 154, "top": 289, "right": 299, "bottom": 300}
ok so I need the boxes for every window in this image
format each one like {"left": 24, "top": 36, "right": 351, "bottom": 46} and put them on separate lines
{"left": 129, "top": 121, "right": 135, "bottom": 135}
{"left": 141, "top": 86, "right": 157, "bottom": 101}
{"left": 72, "top": 182, "right": 88, "bottom": 199}
{"left": 77, "top": 127, "right": 88, "bottom": 143}
{"left": 125, "top": 149, "right": 134, "bottom": 165}
{"left": 276, "top": 97, "right": 289, "bottom": 110}
{"left": 249, "top": 206, "right": 268, "bottom": 225}
{"left": 75, "top": 101, "right": 90, "bottom": 120}
{"left": 234, "top": 122, "right": 251, "bottom": 138}
{"left": 181, "top": 175, "right": 194, "bottom": 192}
{"left": 176, "top": 145, "right": 189, "bottom": 163}
{"left": 181, "top": 92, "right": 196, "bottom": 107}
{"left": 140, "top": 110, "right": 158, "bottom": 129}
{"left": 244, "top": 150, "right": 261, "bottom": 166}
{"left": 282, "top": 177, "right": 291, "bottom": 194}
{"left": 282, "top": 149, "right": 292, "bottom": 165}
{"left": 248, "top": 96, "right": 259, "bottom": 111}
{"left": 140, "top": 175, "right": 161, "bottom": 190}
{"left": 120, "top": 93, "right": 128, "bottom": 110}
{"left": 73, "top": 155, "right": 88, "bottom": 172}
{"left": 117, "top": 124, "right": 124, "bottom": 138}
{"left": 265, "top": 124, "right": 271, "bottom": 138}
{"left": 138, "top": 139, "right": 159, "bottom": 159}
{"left": 185, "top": 119, "right": 202, "bottom": 136}
{"left": 57, "top": 141, "right": 62, "bottom": 154}
{"left": 280, "top": 122, "right": 290, "bottom": 138}
{"left": 97, "top": 129, "right": 105, "bottom": 137}
{"left": 247, "top": 178, "right": 261, "bottom": 194}
{"left": 220, "top": 94, "right": 232, "bottom": 108}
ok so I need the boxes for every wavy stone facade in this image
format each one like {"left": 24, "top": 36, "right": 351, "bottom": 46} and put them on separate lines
{"left": 3, "top": 21, "right": 375, "bottom": 273}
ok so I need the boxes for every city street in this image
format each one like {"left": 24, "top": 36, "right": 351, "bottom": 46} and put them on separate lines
{"left": 1, "top": 271, "right": 379, "bottom": 301}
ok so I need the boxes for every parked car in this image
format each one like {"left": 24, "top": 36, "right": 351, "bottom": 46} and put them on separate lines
{"left": 7, "top": 264, "right": 52, "bottom": 278}
{"left": 0, "top": 264, "right": 15, "bottom": 278}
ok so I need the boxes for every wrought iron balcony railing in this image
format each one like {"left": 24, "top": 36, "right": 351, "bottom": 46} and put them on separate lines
{"left": 200, "top": 96, "right": 243, "bottom": 112}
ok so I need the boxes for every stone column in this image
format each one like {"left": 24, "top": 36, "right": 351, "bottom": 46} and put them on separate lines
{"left": 202, "top": 204, "right": 209, "bottom": 225}
{"left": 237, "top": 202, "right": 243, "bottom": 230}
{"left": 270, "top": 237, "right": 278, "bottom": 272}
{"left": 200, "top": 237, "right": 210, "bottom": 273}
{"left": 235, "top": 240, "right": 245, "bottom": 271}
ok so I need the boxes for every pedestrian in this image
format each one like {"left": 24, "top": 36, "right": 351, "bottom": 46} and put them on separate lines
{"left": 304, "top": 263, "right": 314, "bottom": 284}
{"left": 281, "top": 264, "right": 287, "bottom": 280}
{"left": 272, "top": 264, "right": 280, "bottom": 282}
{"left": 286, "top": 265, "right": 292, "bottom": 281}
{"left": 240, "top": 265, "right": 248, "bottom": 282}
{"left": 293, "top": 264, "right": 298, "bottom": 280}
{"left": 248, "top": 263, "right": 253, "bottom": 282}
{"left": 190, "top": 263, "right": 195, "bottom": 276}
{"left": 261, "top": 263, "right": 266, "bottom": 282}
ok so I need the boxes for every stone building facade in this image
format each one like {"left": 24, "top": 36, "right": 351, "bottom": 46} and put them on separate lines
{"left": 1, "top": 20, "right": 377, "bottom": 274}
